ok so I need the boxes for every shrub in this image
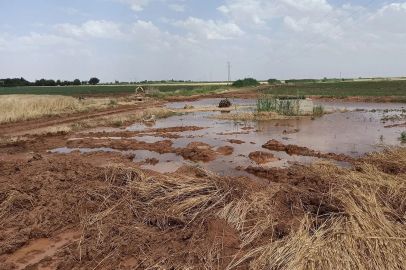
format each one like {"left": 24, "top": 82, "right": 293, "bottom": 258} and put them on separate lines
{"left": 232, "top": 78, "right": 260, "bottom": 88}
{"left": 398, "top": 131, "right": 406, "bottom": 143}
{"left": 267, "top": 78, "right": 281, "bottom": 84}
{"left": 313, "top": 105, "right": 324, "bottom": 116}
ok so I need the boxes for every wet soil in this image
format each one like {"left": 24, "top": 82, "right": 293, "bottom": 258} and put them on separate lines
{"left": 384, "top": 122, "right": 406, "bottom": 128}
{"left": 224, "top": 139, "right": 246, "bottom": 144}
{"left": 283, "top": 129, "right": 300, "bottom": 135}
{"left": 1, "top": 96, "right": 406, "bottom": 269}
{"left": 262, "top": 139, "right": 357, "bottom": 163}
{"left": 0, "top": 150, "right": 347, "bottom": 269}
{"left": 67, "top": 138, "right": 176, "bottom": 154}
{"left": 249, "top": 151, "right": 280, "bottom": 164}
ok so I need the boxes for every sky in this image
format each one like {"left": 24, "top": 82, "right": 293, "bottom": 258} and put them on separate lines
{"left": 0, "top": 0, "right": 405, "bottom": 82}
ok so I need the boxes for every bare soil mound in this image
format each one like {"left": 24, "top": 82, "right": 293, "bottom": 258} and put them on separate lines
{"left": 249, "top": 151, "right": 280, "bottom": 164}
{"left": 217, "top": 146, "right": 234, "bottom": 155}
{"left": 175, "top": 142, "right": 218, "bottom": 162}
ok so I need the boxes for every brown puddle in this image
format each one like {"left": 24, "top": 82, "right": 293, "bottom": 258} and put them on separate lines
{"left": 1, "top": 231, "right": 80, "bottom": 269}
{"left": 50, "top": 100, "right": 406, "bottom": 180}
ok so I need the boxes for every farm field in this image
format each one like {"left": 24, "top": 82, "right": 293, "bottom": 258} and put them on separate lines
{"left": 1, "top": 89, "right": 406, "bottom": 269}
{"left": 262, "top": 80, "right": 406, "bottom": 99}
{"left": 1, "top": 80, "right": 406, "bottom": 102}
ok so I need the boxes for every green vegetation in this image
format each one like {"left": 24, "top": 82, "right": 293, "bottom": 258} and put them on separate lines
{"left": 399, "top": 131, "right": 406, "bottom": 143}
{"left": 257, "top": 95, "right": 300, "bottom": 116}
{"left": 267, "top": 78, "right": 281, "bottom": 84}
{"left": 149, "top": 85, "right": 224, "bottom": 98}
{"left": 391, "top": 97, "right": 406, "bottom": 103}
{"left": 261, "top": 80, "right": 406, "bottom": 97}
{"left": 285, "top": 79, "right": 319, "bottom": 84}
{"left": 313, "top": 105, "right": 325, "bottom": 116}
{"left": 232, "top": 78, "right": 260, "bottom": 88}
{"left": 89, "top": 77, "right": 100, "bottom": 85}
{"left": 0, "top": 84, "right": 225, "bottom": 96}
{"left": 257, "top": 96, "right": 277, "bottom": 112}
{"left": 0, "top": 77, "right": 91, "bottom": 87}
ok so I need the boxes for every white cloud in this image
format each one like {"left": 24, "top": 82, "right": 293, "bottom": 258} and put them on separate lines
{"left": 54, "top": 20, "right": 124, "bottom": 39}
{"left": 162, "top": 17, "right": 245, "bottom": 40}
{"left": 103, "top": 0, "right": 153, "bottom": 11}
{"left": 0, "top": 32, "right": 80, "bottom": 52}
{"left": 217, "top": 0, "right": 333, "bottom": 29}
{"left": 60, "top": 7, "right": 79, "bottom": 15}
{"left": 169, "top": 4, "right": 186, "bottom": 12}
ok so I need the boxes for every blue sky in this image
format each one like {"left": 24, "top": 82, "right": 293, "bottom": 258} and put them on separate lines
{"left": 1, "top": 0, "right": 405, "bottom": 82}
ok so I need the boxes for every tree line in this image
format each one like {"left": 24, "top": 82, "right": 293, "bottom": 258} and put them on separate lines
{"left": 0, "top": 77, "right": 100, "bottom": 87}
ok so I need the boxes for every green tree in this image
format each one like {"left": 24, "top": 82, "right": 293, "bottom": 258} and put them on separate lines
{"left": 89, "top": 77, "right": 100, "bottom": 85}
{"left": 56, "top": 80, "right": 61, "bottom": 85}
{"left": 73, "top": 79, "right": 81, "bottom": 86}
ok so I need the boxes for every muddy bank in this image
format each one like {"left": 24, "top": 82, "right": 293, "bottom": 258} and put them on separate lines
{"left": 67, "top": 138, "right": 175, "bottom": 154}
{"left": 262, "top": 139, "right": 357, "bottom": 163}
{"left": 384, "top": 122, "right": 406, "bottom": 128}
{"left": 82, "top": 126, "right": 208, "bottom": 137}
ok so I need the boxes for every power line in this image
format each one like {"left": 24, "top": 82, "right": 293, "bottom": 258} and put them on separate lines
{"left": 227, "top": 62, "right": 231, "bottom": 81}
{"left": 239, "top": 0, "right": 349, "bottom": 66}
{"left": 237, "top": 0, "right": 377, "bottom": 72}
{"left": 267, "top": 0, "right": 398, "bottom": 68}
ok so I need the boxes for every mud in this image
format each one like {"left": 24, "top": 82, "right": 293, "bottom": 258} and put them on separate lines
{"left": 384, "top": 122, "right": 406, "bottom": 128}
{"left": 224, "top": 139, "right": 246, "bottom": 144}
{"left": 217, "top": 131, "right": 250, "bottom": 135}
{"left": 2, "top": 94, "right": 406, "bottom": 269}
{"left": 67, "top": 138, "right": 175, "bottom": 154}
{"left": 262, "top": 139, "right": 357, "bottom": 163}
{"left": 0, "top": 151, "right": 344, "bottom": 269}
{"left": 83, "top": 126, "right": 208, "bottom": 138}
{"left": 283, "top": 129, "right": 300, "bottom": 135}
{"left": 249, "top": 151, "right": 281, "bottom": 164}
{"left": 217, "top": 146, "right": 234, "bottom": 156}
{"left": 275, "top": 123, "right": 294, "bottom": 127}
{"left": 145, "top": 157, "right": 159, "bottom": 165}
{"left": 174, "top": 142, "right": 232, "bottom": 162}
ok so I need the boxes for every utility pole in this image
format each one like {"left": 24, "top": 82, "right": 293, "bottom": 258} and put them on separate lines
{"left": 340, "top": 72, "right": 341, "bottom": 79}
{"left": 227, "top": 62, "right": 231, "bottom": 82}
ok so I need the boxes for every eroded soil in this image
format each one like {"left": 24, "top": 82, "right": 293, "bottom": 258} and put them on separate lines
{"left": 1, "top": 96, "right": 406, "bottom": 269}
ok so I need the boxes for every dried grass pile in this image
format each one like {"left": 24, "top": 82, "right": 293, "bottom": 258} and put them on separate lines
{"left": 1, "top": 147, "right": 406, "bottom": 269}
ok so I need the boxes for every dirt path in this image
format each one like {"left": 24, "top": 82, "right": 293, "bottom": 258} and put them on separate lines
{"left": 0, "top": 102, "right": 163, "bottom": 137}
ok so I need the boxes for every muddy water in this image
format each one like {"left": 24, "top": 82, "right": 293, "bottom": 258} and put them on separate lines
{"left": 51, "top": 101, "right": 406, "bottom": 179}
{"left": 1, "top": 231, "right": 80, "bottom": 269}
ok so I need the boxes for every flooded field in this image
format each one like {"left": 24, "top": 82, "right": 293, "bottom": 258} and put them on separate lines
{"left": 3, "top": 97, "right": 406, "bottom": 270}
{"left": 51, "top": 100, "right": 406, "bottom": 180}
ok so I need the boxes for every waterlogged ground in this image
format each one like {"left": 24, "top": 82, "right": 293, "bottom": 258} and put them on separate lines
{"left": 50, "top": 100, "right": 406, "bottom": 179}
